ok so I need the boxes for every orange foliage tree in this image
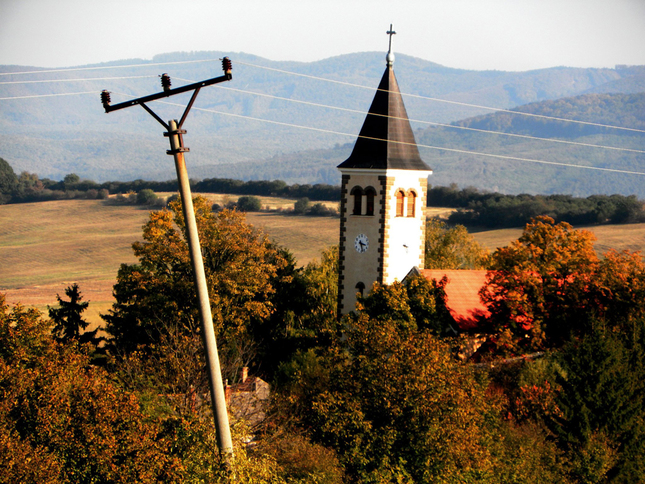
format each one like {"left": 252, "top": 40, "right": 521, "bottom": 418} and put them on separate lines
{"left": 481, "top": 216, "right": 645, "bottom": 353}
{"left": 481, "top": 216, "right": 599, "bottom": 352}
{"left": 0, "top": 295, "right": 186, "bottom": 483}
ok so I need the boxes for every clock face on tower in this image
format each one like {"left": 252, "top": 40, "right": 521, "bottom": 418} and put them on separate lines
{"left": 354, "top": 234, "right": 369, "bottom": 253}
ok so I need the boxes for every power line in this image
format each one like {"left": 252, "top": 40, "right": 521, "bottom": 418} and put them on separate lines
{"left": 5, "top": 76, "right": 644, "bottom": 156}
{"left": 151, "top": 99, "right": 645, "bottom": 177}
{"left": 198, "top": 82, "right": 645, "bottom": 155}
{"left": 0, "top": 91, "right": 96, "bottom": 100}
{"left": 3, "top": 56, "right": 644, "bottom": 135}
{"left": 0, "top": 58, "right": 220, "bottom": 77}
{"left": 0, "top": 75, "right": 158, "bottom": 85}
{"left": 236, "top": 60, "right": 645, "bottom": 135}
{"left": 3, "top": 62, "right": 644, "bottom": 171}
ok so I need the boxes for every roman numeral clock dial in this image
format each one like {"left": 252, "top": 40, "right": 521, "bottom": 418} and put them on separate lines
{"left": 354, "top": 234, "right": 369, "bottom": 253}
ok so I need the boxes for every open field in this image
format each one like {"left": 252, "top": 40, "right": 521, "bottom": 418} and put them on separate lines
{"left": 2, "top": 197, "right": 645, "bottom": 327}
{"left": 0, "top": 197, "right": 338, "bottom": 325}
{"left": 157, "top": 192, "right": 339, "bottom": 212}
{"left": 470, "top": 223, "right": 645, "bottom": 256}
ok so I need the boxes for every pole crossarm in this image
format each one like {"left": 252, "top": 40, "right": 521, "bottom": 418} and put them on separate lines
{"left": 103, "top": 72, "right": 231, "bottom": 113}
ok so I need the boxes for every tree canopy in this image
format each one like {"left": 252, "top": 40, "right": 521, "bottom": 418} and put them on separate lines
{"left": 481, "top": 216, "right": 645, "bottom": 354}
{"left": 424, "top": 219, "right": 489, "bottom": 270}
{"left": 0, "top": 294, "right": 184, "bottom": 483}
{"left": 102, "top": 197, "right": 293, "bottom": 369}
{"left": 0, "top": 157, "right": 18, "bottom": 203}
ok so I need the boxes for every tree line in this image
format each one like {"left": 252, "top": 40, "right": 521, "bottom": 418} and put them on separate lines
{"left": 3, "top": 156, "right": 645, "bottom": 229}
{"left": 0, "top": 157, "right": 339, "bottom": 205}
{"left": 429, "top": 183, "right": 645, "bottom": 228}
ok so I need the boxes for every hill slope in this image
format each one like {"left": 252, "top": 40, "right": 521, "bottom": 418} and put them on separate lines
{"left": 212, "top": 91, "right": 645, "bottom": 198}
{"left": 1, "top": 51, "right": 643, "bottom": 188}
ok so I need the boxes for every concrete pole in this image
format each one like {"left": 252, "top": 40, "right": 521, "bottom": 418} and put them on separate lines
{"left": 167, "top": 119, "right": 233, "bottom": 457}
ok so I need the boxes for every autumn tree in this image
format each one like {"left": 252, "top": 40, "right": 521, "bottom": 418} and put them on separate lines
{"left": 0, "top": 294, "right": 186, "bottom": 483}
{"left": 277, "top": 246, "right": 339, "bottom": 336}
{"left": 273, "top": 280, "right": 523, "bottom": 482}
{"left": 356, "top": 276, "right": 454, "bottom": 335}
{"left": 251, "top": 246, "right": 341, "bottom": 377}
{"left": 2, "top": 294, "right": 330, "bottom": 483}
{"left": 279, "top": 308, "right": 499, "bottom": 482}
{"left": 102, "top": 197, "right": 292, "bottom": 376}
{"left": 480, "top": 216, "right": 601, "bottom": 352}
{"left": 593, "top": 249, "right": 645, "bottom": 336}
{"left": 425, "top": 219, "right": 489, "bottom": 270}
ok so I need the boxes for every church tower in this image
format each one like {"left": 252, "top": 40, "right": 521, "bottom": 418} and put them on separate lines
{"left": 337, "top": 27, "right": 433, "bottom": 315}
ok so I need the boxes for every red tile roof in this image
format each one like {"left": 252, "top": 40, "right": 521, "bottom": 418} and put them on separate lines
{"left": 419, "top": 269, "right": 490, "bottom": 330}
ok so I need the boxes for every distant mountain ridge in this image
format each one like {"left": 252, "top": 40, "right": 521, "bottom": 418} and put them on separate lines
{"left": 0, "top": 51, "right": 643, "bottom": 195}
{"left": 209, "top": 91, "right": 645, "bottom": 198}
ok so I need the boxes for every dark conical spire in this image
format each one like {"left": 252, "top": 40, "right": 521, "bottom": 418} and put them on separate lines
{"left": 338, "top": 62, "right": 431, "bottom": 171}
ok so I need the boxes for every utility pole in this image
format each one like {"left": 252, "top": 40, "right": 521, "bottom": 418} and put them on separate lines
{"left": 101, "top": 58, "right": 234, "bottom": 459}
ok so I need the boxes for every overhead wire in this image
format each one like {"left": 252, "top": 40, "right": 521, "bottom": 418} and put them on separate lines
{"left": 234, "top": 60, "right": 645, "bottom": 135}
{"left": 3, "top": 55, "right": 644, "bottom": 134}
{"left": 0, "top": 91, "right": 97, "bottom": 100}
{"left": 2, "top": 58, "right": 644, "bottom": 175}
{"left": 0, "top": 75, "right": 158, "bottom": 85}
{"left": 0, "top": 58, "right": 220, "bottom": 77}
{"left": 167, "top": 77, "right": 645, "bottom": 155}
{"left": 147, "top": 97, "right": 645, "bottom": 177}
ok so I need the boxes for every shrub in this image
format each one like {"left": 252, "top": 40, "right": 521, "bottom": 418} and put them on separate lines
{"left": 237, "top": 195, "right": 262, "bottom": 212}
{"left": 294, "top": 197, "right": 310, "bottom": 215}
{"left": 308, "top": 203, "right": 337, "bottom": 217}
{"left": 137, "top": 188, "right": 158, "bottom": 205}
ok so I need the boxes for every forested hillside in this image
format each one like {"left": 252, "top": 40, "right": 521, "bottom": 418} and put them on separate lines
{"left": 217, "top": 91, "right": 645, "bottom": 197}
{"left": 1, "top": 51, "right": 643, "bottom": 193}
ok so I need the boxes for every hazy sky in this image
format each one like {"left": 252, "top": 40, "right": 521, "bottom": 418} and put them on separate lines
{"left": 1, "top": 0, "right": 644, "bottom": 71}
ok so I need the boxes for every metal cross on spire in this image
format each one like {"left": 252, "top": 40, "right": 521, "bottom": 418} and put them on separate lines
{"left": 386, "top": 24, "right": 396, "bottom": 65}
{"left": 387, "top": 24, "right": 396, "bottom": 53}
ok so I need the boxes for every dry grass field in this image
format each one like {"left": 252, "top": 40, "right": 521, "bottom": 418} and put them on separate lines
{"left": 0, "top": 197, "right": 338, "bottom": 326}
{"left": 2, "top": 197, "right": 644, "bottom": 328}
{"left": 470, "top": 223, "right": 645, "bottom": 256}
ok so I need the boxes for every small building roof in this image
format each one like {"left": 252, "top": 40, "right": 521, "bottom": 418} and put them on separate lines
{"left": 338, "top": 62, "right": 432, "bottom": 172}
{"left": 413, "top": 269, "right": 490, "bottom": 330}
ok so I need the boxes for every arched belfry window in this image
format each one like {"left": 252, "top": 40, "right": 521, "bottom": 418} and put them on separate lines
{"left": 395, "top": 190, "right": 405, "bottom": 217}
{"left": 350, "top": 186, "right": 363, "bottom": 215}
{"left": 407, "top": 190, "right": 417, "bottom": 217}
{"left": 365, "top": 187, "right": 376, "bottom": 216}
{"left": 355, "top": 281, "right": 366, "bottom": 297}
